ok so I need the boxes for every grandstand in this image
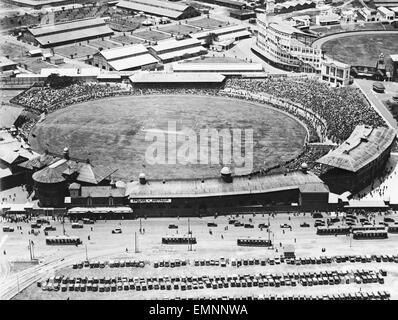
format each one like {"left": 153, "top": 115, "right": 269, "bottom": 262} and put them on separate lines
{"left": 24, "top": 18, "right": 113, "bottom": 48}
{"left": 148, "top": 38, "right": 207, "bottom": 63}
{"left": 116, "top": 0, "right": 200, "bottom": 20}
{"left": 172, "top": 62, "right": 264, "bottom": 76}
{"left": 129, "top": 71, "right": 226, "bottom": 87}
{"left": 91, "top": 44, "right": 159, "bottom": 71}
{"left": 191, "top": 25, "right": 251, "bottom": 45}
{"left": 317, "top": 126, "right": 396, "bottom": 194}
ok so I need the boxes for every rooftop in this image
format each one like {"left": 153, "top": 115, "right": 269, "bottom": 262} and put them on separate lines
{"left": 150, "top": 38, "right": 202, "bottom": 53}
{"left": 108, "top": 54, "right": 159, "bottom": 71}
{"left": 126, "top": 171, "right": 329, "bottom": 198}
{"left": 0, "top": 105, "right": 23, "bottom": 129}
{"left": 0, "top": 56, "right": 17, "bottom": 68}
{"left": 100, "top": 44, "right": 149, "bottom": 61}
{"left": 317, "top": 126, "right": 397, "bottom": 172}
{"left": 173, "top": 62, "right": 263, "bottom": 72}
{"left": 35, "top": 25, "right": 113, "bottom": 46}
{"left": 29, "top": 18, "right": 107, "bottom": 36}
{"left": 129, "top": 71, "right": 225, "bottom": 83}
{"left": 80, "top": 186, "right": 126, "bottom": 198}
{"left": 116, "top": 0, "right": 189, "bottom": 19}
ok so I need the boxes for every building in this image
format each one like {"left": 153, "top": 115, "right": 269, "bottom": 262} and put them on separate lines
{"left": 230, "top": 10, "right": 256, "bottom": 20}
{"left": 289, "top": 15, "right": 311, "bottom": 30}
{"left": 129, "top": 71, "right": 226, "bottom": 87}
{"left": 196, "top": 0, "right": 246, "bottom": 10}
{"left": 316, "top": 12, "right": 341, "bottom": 26}
{"left": 391, "top": 54, "right": 398, "bottom": 80}
{"left": 0, "top": 129, "right": 39, "bottom": 190}
{"left": 0, "top": 56, "right": 18, "bottom": 72}
{"left": 66, "top": 167, "right": 329, "bottom": 216}
{"left": 148, "top": 38, "right": 207, "bottom": 63}
{"left": 24, "top": 18, "right": 113, "bottom": 48}
{"left": 321, "top": 59, "right": 351, "bottom": 87}
{"left": 172, "top": 62, "right": 264, "bottom": 76}
{"left": 274, "top": 0, "right": 316, "bottom": 15}
{"left": 125, "top": 169, "right": 329, "bottom": 216}
{"left": 357, "top": 8, "right": 379, "bottom": 21}
{"left": 390, "top": 7, "right": 398, "bottom": 18}
{"left": 374, "top": 0, "right": 398, "bottom": 8}
{"left": 377, "top": 6, "right": 395, "bottom": 20}
{"left": 116, "top": 0, "right": 200, "bottom": 20}
{"left": 0, "top": 106, "right": 24, "bottom": 129}
{"left": 253, "top": 15, "right": 321, "bottom": 73}
{"left": 191, "top": 25, "right": 251, "bottom": 45}
{"left": 28, "top": 148, "right": 116, "bottom": 207}
{"left": 90, "top": 44, "right": 159, "bottom": 71}
{"left": 317, "top": 126, "right": 396, "bottom": 194}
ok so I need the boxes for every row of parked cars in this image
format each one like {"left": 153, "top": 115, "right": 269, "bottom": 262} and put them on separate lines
{"left": 154, "top": 260, "right": 188, "bottom": 268}
{"left": 41, "top": 268, "right": 386, "bottom": 293}
{"left": 171, "top": 291, "right": 391, "bottom": 300}
{"left": 72, "top": 260, "right": 146, "bottom": 269}
{"left": 158, "top": 253, "right": 398, "bottom": 269}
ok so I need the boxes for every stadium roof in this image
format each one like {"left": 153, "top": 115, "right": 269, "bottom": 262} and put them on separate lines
{"left": 18, "top": 152, "right": 57, "bottom": 170}
{"left": 32, "top": 167, "right": 66, "bottom": 184}
{"left": 317, "top": 126, "right": 397, "bottom": 173}
{"left": 40, "top": 68, "right": 101, "bottom": 77}
{"left": 269, "top": 22, "right": 307, "bottom": 36}
{"left": 35, "top": 25, "right": 113, "bottom": 46}
{"left": 108, "top": 54, "right": 159, "bottom": 71}
{"left": 100, "top": 44, "right": 149, "bottom": 60}
{"left": 192, "top": 25, "right": 248, "bottom": 39}
{"left": 68, "top": 206, "right": 132, "bottom": 214}
{"left": 173, "top": 63, "right": 263, "bottom": 73}
{"left": 129, "top": 72, "right": 225, "bottom": 83}
{"left": 29, "top": 18, "right": 107, "bottom": 36}
{"left": 116, "top": 0, "right": 190, "bottom": 19}
{"left": 80, "top": 186, "right": 126, "bottom": 198}
{"left": 0, "top": 105, "right": 23, "bottom": 129}
{"left": 0, "top": 56, "right": 17, "bottom": 69}
{"left": 76, "top": 163, "right": 114, "bottom": 185}
{"left": 157, "top": 46, "right": 206, "bottom": 61}
{"left": 0, "top": 130, "right": 38, "bottom": 165}
{"left": 150, "top": 38, "right": 202, "bottom": 53}
{"left": 126, "top": 171, "right": 328, "bottom": 198}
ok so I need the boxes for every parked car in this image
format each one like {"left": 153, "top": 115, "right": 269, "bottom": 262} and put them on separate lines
{"left": 112, "top": 228, "right": 122, "bottom": 234}
{"left": 300, "top": 222, "right": 310, "bottom": 227}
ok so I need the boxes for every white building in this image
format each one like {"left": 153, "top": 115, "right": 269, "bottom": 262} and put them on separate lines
{"left": 377, "top": 6, "right": 395, "bottom": 20}
{"left": 321, "top": 59, "right": 351, "bottom": 87}
{"left": 253, "top": 14, "right": 321, "bottom": 73}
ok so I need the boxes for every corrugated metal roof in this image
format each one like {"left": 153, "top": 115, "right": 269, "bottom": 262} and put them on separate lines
{"left": 100, "top": 44, "right": 149, "bottom": 60}
{"left": 32, "top": 167, "right": 66, "bottom": 184}
{"left": 317, "top": 126, "right": 396, "bottom": 172}
{"left": 29, "top": 18, "right": 107, "bottom": 36}
{"left": 80, "top": 186, "right": 126, "bottom": 198}
{"left": 173, "top": 62, "right": 263, "bottom": 72}
{"left": 126, "top": 171, "right": 328, "bottom": 198}
{"left": 108, "top": 53, "right": 159, "bottom": 71}
{"left": 133, "top": 0, "right": 188, "bottom": 10}
{"left": 0, "top": 56, "right": 17, "bottom": 68}
{"left": 150, "top": 38, "right": 202, "bottom": 53}
{"left": 157, "top": 46, "right": 206, "bottom": 61}
{"left": 116, "top": 1, "right": 184, "bottom": 19}
{"left": 77, "top": 163, "right": 114, "bottom": 185}
{"left": 0, "top": 105, "right": 23, "bottom": 129}
{"left": 192, "top": 25, "right": 247, "bottom": 39}
{"left": 36, "top": 25, "right": 113, "bottom": 46}
{"left": 129, "top": 71, "right": 225, "bottom": 83}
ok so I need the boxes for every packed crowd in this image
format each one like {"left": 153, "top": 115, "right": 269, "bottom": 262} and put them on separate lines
{"left": 10, "top": 78, "right": 387, "bottom": 177}
{"left": 11, "top": 83, "right": 130, "bottom": 114}
{"left": 225, "top": 78, "right": 386, "bottom": 143}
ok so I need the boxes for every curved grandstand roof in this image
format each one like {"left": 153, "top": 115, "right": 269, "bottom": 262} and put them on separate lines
{"left": 317, "top": 125, "right": 397, "bottom": 173}
{"left": 126, "top": 171, "right": 328, "bottom": 198}
{"left": 32, "top": 167, "right": 65, "bottom": 184}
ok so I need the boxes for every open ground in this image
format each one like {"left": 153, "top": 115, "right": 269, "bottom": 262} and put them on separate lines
{"left": 1, "top": 212, "right": 397, "bottom": 300}
{"left": 29, "top": 95, "right": 307, "bottom": 180}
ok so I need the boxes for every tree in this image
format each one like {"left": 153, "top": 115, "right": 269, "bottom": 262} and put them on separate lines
{"left": 204, "top": 33, "right": 217, "bottom": 47}
{"left": 45, "top": 74, "right": 75, "bottom": 89}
